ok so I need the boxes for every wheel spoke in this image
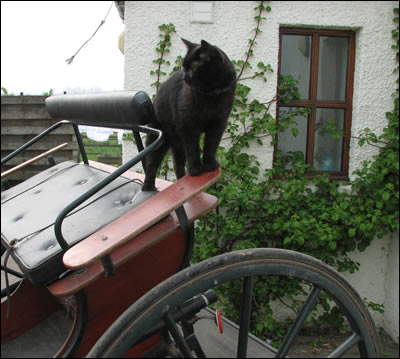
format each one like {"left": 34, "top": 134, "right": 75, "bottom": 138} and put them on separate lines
{"left": 276, "top": 286, "right": 321, "bottom": 358}
{"left": 163, "top": 312, "right": 193, "bottom": 358}
{"left": 328, "top": 332, "right": 361, "bottom": 358}
{"left": 237, "top": 276, "right": 254, "bottom": 358}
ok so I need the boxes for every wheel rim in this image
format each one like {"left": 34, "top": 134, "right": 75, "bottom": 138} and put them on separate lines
{"left": 89, "top": 249, "right": 381, "bottom": 358}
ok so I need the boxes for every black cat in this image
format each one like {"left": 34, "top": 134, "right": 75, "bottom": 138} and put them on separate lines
{"left": 142, "top": 38, "right": 237, "bottom": 191}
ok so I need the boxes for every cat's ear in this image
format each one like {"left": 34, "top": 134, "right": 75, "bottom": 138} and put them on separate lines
{"left": 200, "top": 40, "right": 211, "bottom": 49}
{"left": 181, "top": 38, "right": 197, "bottom": 51}
{"left": 200, "top": 40, "right": 217, "bottom": 56}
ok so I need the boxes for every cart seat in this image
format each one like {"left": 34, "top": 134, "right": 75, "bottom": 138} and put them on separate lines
{"left": 1, "top": 160, "right": 157, "bottom": 286}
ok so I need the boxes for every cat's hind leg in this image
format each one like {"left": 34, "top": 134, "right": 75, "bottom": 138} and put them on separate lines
{"left": 172, "top": 145, "right": 186, "bottom": 179}
{"left": 142, "top": 141, "right": 170, "bottom": 191}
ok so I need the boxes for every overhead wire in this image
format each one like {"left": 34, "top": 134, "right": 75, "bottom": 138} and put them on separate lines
{"left": 65, "top": 1, "right": 114, "bottom": 65}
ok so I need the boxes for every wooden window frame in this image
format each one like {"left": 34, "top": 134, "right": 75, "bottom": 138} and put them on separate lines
{"left": 275, "top": 28, "right": 356, "bottom": 181}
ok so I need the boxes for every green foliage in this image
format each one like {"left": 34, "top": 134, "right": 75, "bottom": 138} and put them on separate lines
{"left": 79, "top": 132, "right": 122, "bottom": 165}
{"left": 150, "top": 23, "right": 176, "bottom": 95}
{"left": 0, "top": 87, "right": 54, "bottom": 96}
{"left": 151, "top": 2, "right": 399, "bottom": 343}
{"left": 42, "top": 88, "right": 54, "bottom": 96}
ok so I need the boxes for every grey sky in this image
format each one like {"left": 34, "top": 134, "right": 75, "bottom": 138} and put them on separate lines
{"left": 1, "top": 1, "right": 125, "bottom": 95}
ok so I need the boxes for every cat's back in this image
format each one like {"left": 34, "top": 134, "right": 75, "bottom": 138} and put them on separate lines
{"left": 155, "top": 71, "right": 184, "bottom": 105}
{"left": 151, "top": 71, "right": 186, "bottom": 138}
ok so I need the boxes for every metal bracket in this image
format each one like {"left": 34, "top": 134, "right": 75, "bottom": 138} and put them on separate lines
{"left": 175, "top": 206, "right": 191, "bottom": 232}
{"left": 47, "top": 155, "right": 56, "bottom": 166}
{"left": 101, "top": 255, "right": 115, "bottom": 277}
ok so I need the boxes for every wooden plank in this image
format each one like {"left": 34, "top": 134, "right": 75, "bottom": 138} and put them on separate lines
{"left": 1, "top": 143, "right": 68, "bottom": 178}
{"left": 48, "top": 193, "right": 218, "bottom": 297}
{"left": 62, "top": 168, "right": 221, "bottom": 270}
{"left": 1, "top": 105, "right": 52, "bottom": 120}
{"left": 1, "top": 118, "right": 67, "bottom": 127}
{"left": 1, "top": 95, "right": 48, "bottom": 105}
{"left": 1, "top": 135, "right": 74, "bottom": 151}
{"left": 1, "top": 126, "right": 74, "bottom": 136}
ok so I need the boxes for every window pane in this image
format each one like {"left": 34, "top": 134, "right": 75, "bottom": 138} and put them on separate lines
{"left": 313, "top": 108, "right": 344, "bottom": 171}
{"left": 317, "top": 37, "right": 349, "bottom": 101}
{"left": 277, "top": 107, "right": 308, "bottom": 168}
{"left": 280, "top": 35, "right": 312, "bottom": 100}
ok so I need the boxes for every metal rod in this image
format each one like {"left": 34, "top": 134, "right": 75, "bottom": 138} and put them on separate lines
{"left": 175, "top": 206, "right": 191, "bottom": 232}
{"left": 133, "top": 129, "right": 146, "bottom": 172}
{"left": 0, "top": 265, "right": 24, "bottom": 279}
{"left": 178, "top": 224, "right": 195, "bottom": 271}
{"left": 163, "top": 312, "right": 193, "bottom": 358}
{"left": 237, "top": 276, "right": 254, "bottom": 358}
{"left": 73, "top": 123, "right": 89, "bottom": 164}
{"left": 276, "top": 286, "right": 321, "bottom": 358}
{"left": 328, "top": 332, "right": 361, "bottom": 358}
{"left": 101, "top": 255, "right": 115, "bottom": 277}
{"left": 132, "top": 289, "right": 217, "bottom": 346}
{"left": 1, "top": 280, "right": 22, "bottom": 299}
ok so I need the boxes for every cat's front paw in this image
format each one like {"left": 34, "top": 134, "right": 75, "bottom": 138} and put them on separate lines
{"left": 142, "top": 183, "right": 157, "bottom": 191}
{"left": 203, "top": 159, "right": 220, "bottom": 173}
{"left": 188, "top": 164, "right": 204, "bottom": 176}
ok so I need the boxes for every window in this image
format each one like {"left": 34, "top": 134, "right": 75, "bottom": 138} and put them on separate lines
{"left": 191, "top": 1, "right": 214, "bottom": 24}
{"left": 275, "top": 28, "right": 356, "bottom": 180}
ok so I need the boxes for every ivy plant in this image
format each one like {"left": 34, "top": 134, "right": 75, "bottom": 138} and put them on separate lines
{"left": 149, "top": 2, "right": 399, "bottom": 343}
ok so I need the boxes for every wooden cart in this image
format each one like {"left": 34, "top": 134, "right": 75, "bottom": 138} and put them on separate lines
{"left": 1, "top": 92, "right": 381, "bottom": 358}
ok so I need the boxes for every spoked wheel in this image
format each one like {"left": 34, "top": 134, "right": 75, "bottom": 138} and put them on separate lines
{"left": 87, "top": 248, "right": 381, "bottom": 358}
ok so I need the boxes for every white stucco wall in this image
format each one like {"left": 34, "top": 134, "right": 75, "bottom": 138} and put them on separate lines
{"left": 122, "top": 1, "right": 398, "bottom": 340}
{"left": 124, "top": 1, "right": 397, "bottom": 177}
{"left": 384, "top": 231, "right": 399, "bottom": 342}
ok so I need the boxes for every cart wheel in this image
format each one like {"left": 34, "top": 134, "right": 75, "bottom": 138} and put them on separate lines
{"left": 87, "top": 248, "right": 381, "bottom": 358}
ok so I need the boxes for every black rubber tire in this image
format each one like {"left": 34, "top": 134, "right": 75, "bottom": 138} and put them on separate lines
{"left": 87, "top": 248, "right": 381, "bottom": 358}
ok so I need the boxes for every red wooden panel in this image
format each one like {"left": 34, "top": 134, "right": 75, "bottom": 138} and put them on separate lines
{"left": 71, "top": 231, "right": 186, "bottom": 357}
{"left": 1, "top": 281, "right": 62, "bottom": 344}
{"left": 48, "top": 193, "right": 218, "bottom": 297}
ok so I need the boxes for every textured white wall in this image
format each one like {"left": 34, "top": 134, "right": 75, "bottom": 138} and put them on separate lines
{"left": 384, "top": 231, "right": 399, "bottom": 342}
{"left": 123, "top": 1, "right": 398, "bottom": 340}
{"left": 124, "top": 1, "right": 397, "bottom": 177}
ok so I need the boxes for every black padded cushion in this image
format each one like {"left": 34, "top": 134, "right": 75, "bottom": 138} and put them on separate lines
{"left": 45, "top": 91, "right": 155, "bottom": 129}
{"left": 1, "top": 161, "right": 157, "bottom": 286}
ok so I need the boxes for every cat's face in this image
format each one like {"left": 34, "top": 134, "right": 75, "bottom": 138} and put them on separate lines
{"left": 181, "top": 39, "right": 235, "bottom": 91}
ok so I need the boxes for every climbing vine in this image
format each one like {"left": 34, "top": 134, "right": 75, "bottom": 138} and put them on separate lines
{"left": 150, "top": 23, "right": 176, "bottom": 96}
{"left": 149, "top": 2, "right": 399, "bottom": 343}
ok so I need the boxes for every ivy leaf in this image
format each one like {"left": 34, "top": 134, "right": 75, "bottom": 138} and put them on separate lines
{"left": 291, "top": 127, "right": 299, "bottom": 137}
{"left": 348, "top": 228, "right": 356, "bottom": 238}
{"left": 340, "top": 201, "right": 350, "bottom": 210}
{"left": 283, "top": 237, "right": 292, "bottom": 246}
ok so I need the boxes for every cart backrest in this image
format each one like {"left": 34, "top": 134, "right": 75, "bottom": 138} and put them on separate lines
{"left": 45, "top": 91, "right": 155, "bottom": 129}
